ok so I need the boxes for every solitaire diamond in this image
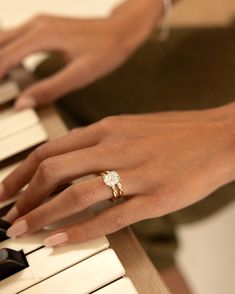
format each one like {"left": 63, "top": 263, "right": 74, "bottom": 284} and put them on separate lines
{"left": 102, "top": 171, "right": 120, "bottom": 187}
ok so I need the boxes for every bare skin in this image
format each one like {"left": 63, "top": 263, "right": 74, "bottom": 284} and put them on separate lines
{"left": 1, "top": 104, "right": 235, "bottom": 240}
{"left": 0, "top": 1, "right": 228, "bottom": 293}
{"left": 1, "top": 103, "right": 235, "bottom": 293}
{"left": 0, "top": 0, "right": 164, "bottom": 109}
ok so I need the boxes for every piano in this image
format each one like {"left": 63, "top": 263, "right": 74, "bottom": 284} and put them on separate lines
{"left": 0, "top": 68, "right": 169, "bottom": 294}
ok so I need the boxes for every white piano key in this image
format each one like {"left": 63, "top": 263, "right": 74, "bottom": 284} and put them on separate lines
{"left": 20, "top": 249, "right": 124, "bottom": 294}
{"left": 0, "top": 109, "right": 39, "bottom": 140}
{"left": 0, "top": 80, "right": 19, "bottom": 105}
{"left": 1, "top": 237, "right": 110, "bottom": 293}
{"left": 0, "top": 124, "right": 47, "bottom": 161}
{"left": 94, "top": 278, "right": 138, "bottom": 294}
{"left": 0, "top": 229, "right": 48, "bottom": 254}
{"left": 0, "top": 108, "right": 14, "bottom": 120}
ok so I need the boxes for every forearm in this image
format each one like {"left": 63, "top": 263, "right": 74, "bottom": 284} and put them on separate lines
{"left": 110, "top": 0, "right": 178, "bottom": 51}
{"left": 206, "top": 102, "right": 235, "bottom": 185}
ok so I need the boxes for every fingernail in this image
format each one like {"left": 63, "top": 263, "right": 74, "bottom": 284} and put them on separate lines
{"left": 7, "top": 219, "right": 28, "bottom": 238}
{"left": 44, "top": 232, "right": 68, "bottom": 247}
{"left": 3, "top": 206, "right": 19, "bottom": 223}
{"left": 0, "top": 184, "right": 5, "bottom": 200}
{"left": 14, "top": 95, "right": 36, "bottom": 110}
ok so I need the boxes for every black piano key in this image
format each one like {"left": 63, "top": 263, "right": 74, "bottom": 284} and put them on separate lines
{"left": 0, "top": 219, "right": 11, "bottom": 242}
{"left": 0, "top": 203, "right": 13, "bottom": 218}
{"left": 0, "top": 248, "right": 29, "bottom": 280}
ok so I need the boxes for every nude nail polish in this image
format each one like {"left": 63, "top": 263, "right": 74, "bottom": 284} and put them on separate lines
{"left": 7, "top": 220, "right": 28, "bottom": 238}
{"left": 44, "top": 233, "right": 68, "bottom": 247}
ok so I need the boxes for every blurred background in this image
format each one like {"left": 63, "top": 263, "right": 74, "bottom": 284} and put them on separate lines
{"left": 1, "top": 1, "right": 235, "bottom": 293}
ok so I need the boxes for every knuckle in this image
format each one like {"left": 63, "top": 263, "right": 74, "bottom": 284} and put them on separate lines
{"left": 107, "top": 213, "right": 128, "bottom": 231}
{"left": 77, "top": 224, "right": 93, "bottom": 240}
{"left": 153, "top": 184, "right": 166, "bottom": 199}
{"left": 33, "top": 14, "right": 50, "bottom": 24}
{"left": 115, "top": 213, "right": 128, "bottom": 228}
{"left": 157, "top": 181, "right": 174, "bottom": 196}
{"left": 69, "top": 127, "right": 80, "bottom": 133}
{"left": 98, "top": 116, "right": 119, "bottom": 131}
{"left": 78, "top": 61, "right": 93, "bottom": 79}
{"left": 33, "top": 143, "right": 51, "bottom": 164}
{"left": 33, "top": 85, "right": 52, "bottom": 102}
{"left": 105, "top": 138, "right": 130, "bottom": 154}
{"left": 151, "top": 182, "right": 174, "bottom": 206}
{"left": 113, "top": 138, "right": 129, "bottom": 147}
{"left": 68, "top": 185, "right": 96, "bottom": 209}
{"left": 33, "top": 15, "right": 56, "bottom": 35}
{"left": 38, "top": 158, "right": 57, "bottom": 182}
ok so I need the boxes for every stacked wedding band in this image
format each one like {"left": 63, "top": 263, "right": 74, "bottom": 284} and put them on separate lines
{"left": 100, "top": 171, "right": 124, "bottom": 202}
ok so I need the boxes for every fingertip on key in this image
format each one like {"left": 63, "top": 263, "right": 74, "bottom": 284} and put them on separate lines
{"left": 44, "top": 232, "right": 68, "bottom": 247}
{"left": 14, "top": 95, "right": 36, "bottom": 110}
{"left": 6, "top": 219, "right": 28, "bottom": 238}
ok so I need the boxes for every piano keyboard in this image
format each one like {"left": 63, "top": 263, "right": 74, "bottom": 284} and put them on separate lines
{"left": 0, "top": 108, "right": 47, "bottom": 162}
{"left": 0, "top": 79, "right": 19, "bottom": 106}
{"left": 0, "top": 74, "right": 139, "bottom": 293}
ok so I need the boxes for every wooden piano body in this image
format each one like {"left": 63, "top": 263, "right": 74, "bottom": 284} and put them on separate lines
{"left": 0, "top": 70, "right": 169, "bottom": 294}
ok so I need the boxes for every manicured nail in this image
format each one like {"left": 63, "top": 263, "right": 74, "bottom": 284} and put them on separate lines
{"left": 3, "top": 206, "right": 19, "bottom": 223}
{"left": 0, "top": 184, "right": 5, "bottom": 200}
{"left": 7, "top": 219, "right": 28, "bottom": 238}
{"left": 14, "top": 95, "right": 36, "bottom": 110}
{"left": 44, "top": 233, "right": 68, "bottom": 247}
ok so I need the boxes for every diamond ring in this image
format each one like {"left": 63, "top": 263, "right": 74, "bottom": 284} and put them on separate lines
{"left": 100, "top": 170, "right": 124, "bottom": 202}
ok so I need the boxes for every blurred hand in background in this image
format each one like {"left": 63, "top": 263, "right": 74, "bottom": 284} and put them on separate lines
{"left": 0, "top": 0, "right": 164, "bottom": 110}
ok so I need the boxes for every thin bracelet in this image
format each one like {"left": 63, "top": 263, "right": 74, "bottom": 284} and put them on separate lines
{"left": 159, "top": 0, "right": 173, "bottom": 41}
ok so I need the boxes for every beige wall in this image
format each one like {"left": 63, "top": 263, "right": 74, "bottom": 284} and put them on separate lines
{"left": 0, "top": 0, "right": 122, "bottom": 27}
{"left": 172, "top": 0, "right": 235, "bottom": 26}
{"left": 1, "top": 0, "right": 235, "bottom": 28}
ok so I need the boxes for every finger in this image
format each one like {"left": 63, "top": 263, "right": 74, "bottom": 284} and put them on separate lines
{"left": 5, "top": 140, "right": 140, "bottom": 220}
{"left": 0, "top": 126, "right": 103, "bottom": 201}
{"left": 0, "top": 26, "right": 54, "bottom": 79}
{"left": 14, "top": 63, "right": 79, "bottom": 109}
{"left": 15, "top": 53, "right": 114, "bottom": 110}
{"left": 0, "top": 29, "right": 24, "bottom": 48}
{"left": 43, "top": 195, "right": 147, "bottom": 247}
{"left": 0, "top": 21, "right": 33, "bottom": 47}
{"left": 14, "top": 56, "right": 100, "bottom": 110}
{"left": 121, "top": 110, "right": 205, "bottom": 123}
{"left": 6, "top": 170, "right": 137, "bottom": 237}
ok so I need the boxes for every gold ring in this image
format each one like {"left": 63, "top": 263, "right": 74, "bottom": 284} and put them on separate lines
{"left": 100, "top": 170, "right": 124, "bottom": 202}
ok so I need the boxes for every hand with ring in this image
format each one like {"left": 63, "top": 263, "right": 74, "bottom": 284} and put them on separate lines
{"left": 1, "top": 104, "right": 235, "bottom": 247}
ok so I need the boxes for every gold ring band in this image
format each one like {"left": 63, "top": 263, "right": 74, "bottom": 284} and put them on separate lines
{"left": 100, "top": 171, "right": 124, "bottom": 202}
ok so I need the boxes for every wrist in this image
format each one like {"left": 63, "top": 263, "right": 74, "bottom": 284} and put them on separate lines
{"left": 209, "top": 103, "right": 235, "bottom": 183}
{"left": 110, "top": 0, "right": 164, "bottom": 53}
